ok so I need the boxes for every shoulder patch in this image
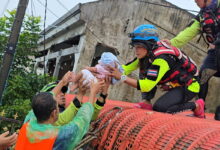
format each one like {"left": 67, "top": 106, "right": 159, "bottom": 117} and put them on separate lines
{"left": 147, "top": 69, "right": 158, "bottom": 77}
{"left": 146, "top": 65, "right": 160, "bottom": 81}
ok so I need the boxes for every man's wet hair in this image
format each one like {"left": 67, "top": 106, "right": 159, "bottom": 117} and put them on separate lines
{"left": 32, "top": 92, "right": 57, "bottom": 122}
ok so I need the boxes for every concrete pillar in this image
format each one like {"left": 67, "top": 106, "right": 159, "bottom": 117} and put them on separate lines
{"left": 72, "top": 53, "right": 80, "bottom": 72}
{"left": 34, "top": 62, "right": 38, "bottom": 73}
{"left": 53, "top": 56, "right": 61, "bottom": 78}
{"left": 72, "top": 35, "right": 86, "bottom": 72}
{"left": 44, "top": 50, "right": 51, "bottom": 74}
{"left": 44, "top": 60, "right": 48, "bottom": 74}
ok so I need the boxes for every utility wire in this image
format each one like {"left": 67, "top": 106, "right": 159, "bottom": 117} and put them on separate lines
{"left": 36, "top": 0, "right": 60, "bottom": 19}
{"left": 143, "top": 17, "right": 206, "bottom": 54}
{"left": 43, "top": 0, "right": 48, "bottom": 78}
{"left": 56, "top": 0, "right": 69, "bottom": 11}
{"left": 37, "top": 0, "right": 72, "bottom": 30}
{"left": 43, "top": 1, "right": 150, "bottom": 66}
{"left": 136, "top": 0, "right": 199, "bottom": 13}
{"left": 40, "top": 0, "right": 126, "bottom": 65}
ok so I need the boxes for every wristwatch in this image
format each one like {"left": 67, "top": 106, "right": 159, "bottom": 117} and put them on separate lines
{"left": 120, "top": 75, "right": 127, "bottom": 82}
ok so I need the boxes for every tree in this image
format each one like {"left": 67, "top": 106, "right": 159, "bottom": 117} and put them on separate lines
{"left": 0, "top": 10, "right": 41, "bottom": 75}
{"left": 0, "top": 73, "right": 55, "bottom": 133}
{"left": 0, "top": 10, "right": 55, "bottom": 134}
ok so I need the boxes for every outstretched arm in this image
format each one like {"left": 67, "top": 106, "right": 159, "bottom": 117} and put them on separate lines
{"left": 54, "top": 77, "right": 89, "bottom": 126}
{"left": 52, "top": 71, "right": 74, "bottom": 96}
{"left": 108, "top": 65, "right": 138, "bottom": 88}
{"left": 92, "top": 76, "right": 111, "bottom": 120}
{"left": 170, "top": 19, "right": 200, "bottom": 48}
{"left": 108, "top": 58, "right": 170, "bottom": 92}
{"left": 122, "top": 58, "right": 139, "bottom": 75}
{"left": 53, "top": 80, "right": 104, "bottom": 150}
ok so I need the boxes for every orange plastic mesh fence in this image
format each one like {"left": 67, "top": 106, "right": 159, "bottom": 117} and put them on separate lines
{"left": 91, "top": 100, "right": 220, "bottom": 150}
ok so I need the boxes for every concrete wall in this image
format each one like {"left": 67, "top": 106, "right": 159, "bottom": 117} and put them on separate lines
{"left": 77, "top": 0, "right": 220, "bottom": 112}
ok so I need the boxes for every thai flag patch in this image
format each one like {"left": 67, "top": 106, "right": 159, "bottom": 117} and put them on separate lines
{"left": 147, "top": 69, "right": 158, "bottom": 77}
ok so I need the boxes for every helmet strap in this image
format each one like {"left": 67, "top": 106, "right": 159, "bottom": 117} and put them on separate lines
{"left": 131, "top": 40, "right": 157, "bottom": 52}
{"left": 145, "top": 40, "right": 158, "bottom": 51}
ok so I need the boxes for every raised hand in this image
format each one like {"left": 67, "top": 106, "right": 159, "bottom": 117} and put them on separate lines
{"left": 71, "top": 72, "right": 83, "bottom": 83}
{"left": 107, "top": 65, "right": 122, "bottom": 80}
{"left": 61, "top": 71, "right": 75, "bottom": 86}
{"left": 52, "top": 71, "right": 74, "bottom": 96}
{"left": 69, "top": 72, "right": 84, "bottom": 92}
{"left": 0, "top": 131, "right": 17, "bottom": 149}
{"left": 102, "top": 76, "right": 111, "bottom": 95}
{"left": 78, "top": 78, "right": 89, "bottom": 96}
{"left": 88, "top": 80, "right": 105, "bottom": 104}
{"left": 69, "top": 83, "right": 78, "bottom": 92}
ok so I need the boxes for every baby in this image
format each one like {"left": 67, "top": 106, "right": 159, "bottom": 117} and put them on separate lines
{"left": 72, "top": 52, "right": 123, "bottom": 90}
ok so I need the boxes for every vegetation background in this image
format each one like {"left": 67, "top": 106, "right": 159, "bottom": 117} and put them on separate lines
{"left": 0, "top": 10, "right": 54, "bottom": 134}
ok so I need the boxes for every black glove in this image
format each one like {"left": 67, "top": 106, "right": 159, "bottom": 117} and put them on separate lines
{"left": 72, "top": 97, "right": 81, "bottom": 108}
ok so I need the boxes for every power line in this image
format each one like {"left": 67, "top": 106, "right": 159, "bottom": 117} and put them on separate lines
{"left": 143, "top": 17, "right": 207, "bottom": 54}
{"left": 38, "top": 0, "right": 126, "bottom": 65}
{"left": 34, "top": 0, "right": 141, "bottom": 77}
{"left": 56, "top": 0, "right": 69, "bottom": 11}
{"left": 43, "top": 0, "right": 48, "bottom": 77}
{"left": 136, "top": 0, "right": 199, "bottom": 13}
{"left": 40, "top": 1, "right": 147, "bottom": 66}
{"left": 36, "top": 0, "right": 60, "bottom": 19}
{"left": 36, "top": 0, "right": 72, "bottom": 30}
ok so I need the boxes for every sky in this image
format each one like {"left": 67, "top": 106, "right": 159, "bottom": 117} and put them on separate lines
{"left": 0, "top": 0, "right": 200, "bottom": 29}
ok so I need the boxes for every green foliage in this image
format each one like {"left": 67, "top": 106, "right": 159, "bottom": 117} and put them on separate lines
{"left": 0, "top": 10, "right": 41, "bottom": 75}
{"left": 0, "top": 74, "right": 55, "bottom": 133}
{"left": 0, "top": 10, "right": 56, "bottom": 133}
{"left": 3, "top": 73, "right": 56, "bottom": 105}
{"left": 0, "top": 99, "right": 31, "bottom": 133}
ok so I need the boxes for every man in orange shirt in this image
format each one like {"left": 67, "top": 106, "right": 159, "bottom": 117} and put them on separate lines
{"left": 15, "top": 78, "right": 105, "bottom": 150}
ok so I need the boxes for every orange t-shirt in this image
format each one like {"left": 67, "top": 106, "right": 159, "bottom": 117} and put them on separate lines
{"left": 15, "top": 123, "right": 56, "bottom": 150}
